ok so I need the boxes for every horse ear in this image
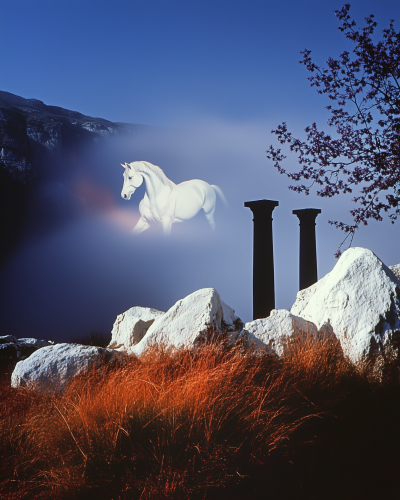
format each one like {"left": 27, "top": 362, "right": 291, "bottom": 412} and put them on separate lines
{"left": 121, "top": 163, "right": 125, "bottom": 168}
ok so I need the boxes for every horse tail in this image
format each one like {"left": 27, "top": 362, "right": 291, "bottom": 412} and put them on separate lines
{"left": 211, "top": 185, "right": 228, "bottom": 206}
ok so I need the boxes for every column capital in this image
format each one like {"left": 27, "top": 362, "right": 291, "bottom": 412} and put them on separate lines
{"left": 292, "top": 208, "right": 321, "bottom": 222}
{"left": 245, "top": 200, "right": 279, "bottom": 218}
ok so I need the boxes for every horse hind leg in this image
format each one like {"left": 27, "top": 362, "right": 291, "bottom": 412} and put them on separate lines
{"left": 202, "top": 186, "right": 217, "bottom": 230}
{"left": 204, "top": 206, "right": 216, "bottom": 230}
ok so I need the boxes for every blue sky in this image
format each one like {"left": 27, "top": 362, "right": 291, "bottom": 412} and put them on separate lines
{"left": 0, "top": 0, "right": 399, "bottom": 341}
{"left": 2, "top": 0, "right": 397, "bottom": 126}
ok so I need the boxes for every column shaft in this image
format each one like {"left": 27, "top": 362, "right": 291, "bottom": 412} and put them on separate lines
{"left": 292, "top": 208, "right": 321, "bottom": 291}
{"left": 245, "top": 200, "right": 279, "bottom": 320}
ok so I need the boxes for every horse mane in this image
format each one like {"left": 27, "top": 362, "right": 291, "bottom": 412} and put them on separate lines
{"left": 133, "top": 161, "right": 176, "bottom": 189}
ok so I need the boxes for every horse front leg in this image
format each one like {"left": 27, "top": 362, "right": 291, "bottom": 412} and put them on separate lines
{"left": 161, "top": 216, "right": 173, "bottom": 235}
{"left": 133, "top": 216, "right": 150, "bottom": 233}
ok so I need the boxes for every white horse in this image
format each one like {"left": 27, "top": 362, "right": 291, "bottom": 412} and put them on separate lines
{"left": 120, "top": 161, "right": 226, "bottom": 234}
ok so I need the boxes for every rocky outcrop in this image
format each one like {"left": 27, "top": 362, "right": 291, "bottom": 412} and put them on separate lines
{"left": 0, "top": 336, "right": 22, "bottom": 363}
{"left": 108, "top": 306, "right": 165, "bottom": 351}
{"left": 11, "top": 343, "right": 120, "bottom": 392}
{"left": 291, "top": 247, "right": 400, "bottom": 365}
{"left": 18, "top": 338, "right": 55, "bottom": 349}
{"left": 0, "top": 335, "right": 54, "bottom": 365}
{"left": 130, "top": 288, "right": 240, "bottom": 356}
{"left": 240, "top": 309, "right": 329, "bottom": 357}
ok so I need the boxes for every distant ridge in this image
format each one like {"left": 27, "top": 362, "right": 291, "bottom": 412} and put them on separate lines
{"left": 0, "top": 90, "right": 147, "bottom": 136}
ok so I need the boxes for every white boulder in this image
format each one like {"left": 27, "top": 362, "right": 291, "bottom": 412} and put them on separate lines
{"left": 11, "top": 343, "right": 120, "bottom": 392}
{"left": 240, "top": 309, "right": 325, "bottom": 357}
{"left": 131, "top": 288, "right": 238, "bottom": 356}
{"left": 108, "top": 307, "right": 165, "bottom": 351}
{"left": 291, "top": 247, "right": 400, "bottom": 365}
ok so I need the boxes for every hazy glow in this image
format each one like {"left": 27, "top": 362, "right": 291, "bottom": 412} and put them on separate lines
{"left": 74, "top": 177, "right": 115, "bottom": 212}
{"left": 73, "top": 176, "right": 140, "bottom": 231}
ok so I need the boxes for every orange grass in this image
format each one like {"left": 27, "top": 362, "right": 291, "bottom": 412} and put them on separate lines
{"left": 1, "top": 334, "right": 400, "bottom": 500}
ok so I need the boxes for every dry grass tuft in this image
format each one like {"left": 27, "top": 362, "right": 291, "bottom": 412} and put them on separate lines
{"left": 2, "top": 332, "right": 400, "bottom": 499}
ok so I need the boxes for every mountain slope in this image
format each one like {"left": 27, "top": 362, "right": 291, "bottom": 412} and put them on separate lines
{"left": 0, "top": 91, "right": 144, "bottom": 265}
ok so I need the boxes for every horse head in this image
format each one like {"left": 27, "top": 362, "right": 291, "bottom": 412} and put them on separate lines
{"left": 121, "top": 162, "right": 144, "bottom": 200}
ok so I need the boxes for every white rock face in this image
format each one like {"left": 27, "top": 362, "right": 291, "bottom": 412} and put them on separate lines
{"left": 241, "top": 309, "right": 323, "bottom": 357}
{"left": 221, "top": 299, "right": 237, "bottom": 326}
{"left": 11, "top": 343, "right": 120, "bottom": 392}
{"left": 108, "top": 307, "right": 165, "bottom": 351}
{"left": 131, "top": 288, "right": 238, "bottom": 356}
{"left": 389, "top": 264, "right": 400, "bottom": 282}
{"left": 291, "top": 247, "right": 400, "bottom": 364}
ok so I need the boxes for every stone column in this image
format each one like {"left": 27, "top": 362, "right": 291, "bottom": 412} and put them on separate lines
{"left": 245, "top": 200, "right": 279, "bottom": 320}
{"left": 292, "top": 208, "right": 321, "bottom": 291}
